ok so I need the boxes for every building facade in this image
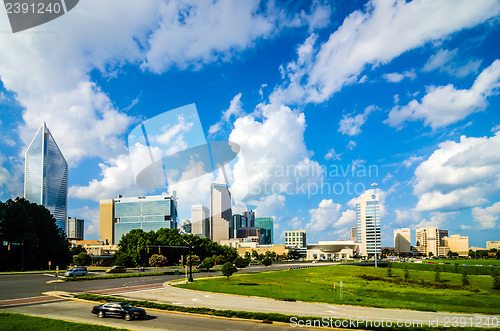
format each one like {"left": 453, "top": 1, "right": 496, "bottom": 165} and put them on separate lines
{"left": 394, "top": 228, "right": 411, "bottom": 254}
{"left": 356, "top": 193, "right": 381, "bottom": 257}
{"left": 100, "top": 194, "right": 177, "bottom": 245}
{"left": 24, "top": 123, "right": 68, "bottom": 232}
{"left": 306, "top": 241, "right": 358, "bottom": 260}
{"left": 191, "top": 205, "right": 209, "bottom": 238}
{"left": 210, "top": 183, "right": 232, "bottom": 243}
{"left": 442, "top": 234, "right": 469, "bottom": 256}
{"left": 415, "top": 226, "right": 450, "bottom": 257}
{"left": 487, "top": 241, "right": 500, "bottom": 250}
{"left": 66, "top": 217, "right": 84, "bottom": 241}
{"left": 255, "top": 217, "right": 273, "bottom": 245}
{"left": 179, "top": 219, "right": 192, "bottom": 234}
{"left": 285, "top": 230, "right": 306, "bottom": 248}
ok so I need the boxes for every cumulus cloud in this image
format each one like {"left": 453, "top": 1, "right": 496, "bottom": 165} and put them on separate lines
{"left": 271, "top": 0, "right": 500, "bottom": 105}
{"left": 413, "top": 132, "right": 500, "bottom": 211}
{"left": 324, "top": 148, "right": 341, "bottom": 161}
{"left": 382, "top": 70, "right": 416, "bottom": 83}
{"left": 0, "top": 152, "right": 23, "bottom": 199}
{"left": 403, "top": 155, "right": 424, "bottom": 168}
{"left": 306, "top": 199, "right": 342, "bottom": 232}
{"left": 386, "top": 60, "right": 500, "bottom": 129}
{"left": 338, "top": 106, "right": 376, "bottom": 136}
{"left": 422, "top": 48, "right": 482, "bottom": 77}
{"left": 208, "top": 93, "right": 244, "bottom": 136}
{"left": 472, "top": 202, "right": 500, "bottom": 229}
{"left": 411, "top": 211, "right": 457, "bottom": 229}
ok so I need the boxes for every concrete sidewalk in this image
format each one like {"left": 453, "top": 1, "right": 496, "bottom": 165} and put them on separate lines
{"left": 115, "top": 284, "right": 499, "bottom": 327}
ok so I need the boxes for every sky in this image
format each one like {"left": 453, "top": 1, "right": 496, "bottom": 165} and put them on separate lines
{"left": 0, "top": 0, "right": 500, "bottom": 248}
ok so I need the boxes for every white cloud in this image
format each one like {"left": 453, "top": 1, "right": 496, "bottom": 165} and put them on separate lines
{"left": 413, "top": 132, "right": 500, "bottom": 211}
{"left": 460, "top": 224, "right": 472, "bottom": 230}
{"left": 324, "top": 148, "right": 341, "bottom": 161}
{"left": 271, "top": 0, "right": 500, "bottom": 105}
{"left": 336, "top": 209, "right": 356, "bottom": 227}
{"left": 382, "top": 70, "right": 416, "bottom": 83}
{"left": 472, "top": 202, "right": 500, "bottom": 229}
{"left": 346, "top": 140, "right": 356, "bottom": 150}
{"left": 395, "top": 209, "right": 421, "bottom": 225}
{"left": 386, "top": 60, "right": 500, "bottom": 129}
{"left": 70, "top": 206, "right": 100, "bottom": 237}
{"left": 0, "top": 152, "right": 23, "bottom": 199}
{"left": 422, "top": 48, "right": 482, "bottom": 77}
{"left": 491, "top": 124, "right": 500, "bottom": 132}
{"left": 338, "top": 106, "right": 376, "bottom": 136}
{"left": 250, "top": 194, "right": 286, "bottom": 218}
{"left": 306, "top": 199, "right": 342, "bottom": 232}
{"left": 403, "top": 155, "right": 424, "bottom": 168}
{"left": 208, "top": 93, "right": 244, "bottom": 136}
{"left": 411, "top": 211, "right": 457, "bottom": 229}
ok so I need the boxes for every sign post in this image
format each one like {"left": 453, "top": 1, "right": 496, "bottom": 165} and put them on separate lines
{"left": 48, "top": 261, "right": 51, "bottom": 271}
{"left": 340, "top": 281, "right": 343, "bottom": 301}
{"left": 54, "top": 266, "right": 59, "bottom": 293}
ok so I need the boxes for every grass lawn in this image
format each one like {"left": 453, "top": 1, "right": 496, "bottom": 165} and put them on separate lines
{"left": 176, "top": 265, "right": 500, "bottom": 314}
{"left": 390, "top": 260, "right": 499, "bottom": 275}
{"left": 0, "top": 312, "right": 127, "bottom": 331}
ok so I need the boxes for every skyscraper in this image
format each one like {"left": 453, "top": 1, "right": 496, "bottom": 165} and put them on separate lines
{"left": 356, "top": 193, "right": 380, "bottom": 257}
{"left": 210, "top": 183, "right": 232, "bottom": 243}
{"left": 394, "top": 228, "right": 411, "bottom": 254}
{"left": 24, "top": 123, "right": 68, "bottom": 232}
{"left": 255, "top": 217, "right": 273, "bottom": 245}
{"left": 191, "top": 204, "right": 209, "bottom": 238}
{"left": 66, "top": 217, "right": 84, "bottom": 241}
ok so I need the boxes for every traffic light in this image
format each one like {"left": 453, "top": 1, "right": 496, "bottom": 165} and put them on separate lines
{"left": 158, "top": 247, "right": 161, "bottom": 254}
{"left": 8, "top": 244, "right": 10, "bottom": 251}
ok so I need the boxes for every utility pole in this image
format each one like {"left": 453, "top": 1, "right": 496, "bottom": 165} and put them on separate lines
{"left": 371, "top": 183, "right": 378, "bottom": 268}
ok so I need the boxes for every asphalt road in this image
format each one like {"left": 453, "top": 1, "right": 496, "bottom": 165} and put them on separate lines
{"left": 2, "top": 299, "right": 297, "bottom": 331}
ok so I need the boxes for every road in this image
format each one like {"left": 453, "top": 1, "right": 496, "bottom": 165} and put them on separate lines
{"left": 1, "top": 299, "right": 297, "bottom": 331}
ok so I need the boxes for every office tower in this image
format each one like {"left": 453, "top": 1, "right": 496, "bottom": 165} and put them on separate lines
{"left": 66, "top": 217, "right": 84, "bottom": 241}
{"left": 99, "top": 194, "right": 177, "bottom": 245}
{"left": 438, "top": 229, "right": 449, "bottom": 245}
{"left": 210, "top": 183, "right": 232, "bottom": 243}
{"left": 24, "top": 123, "right": 68, "bottom": 232}
{"left": 191, "top": 205, "right": 209, "bottom": 238}
{"left": 236, "top": 227, "right": 261, "bottom": 243}
{"left": 255, "top": 217, "right": 273, "bottom": 245}
{"left": 179, "top": 219, "right": 192, "bottom": 234}
{"left": 415, "top": 226, "right": 450, "bottom": 257}
{"left": 230, "top": 214, "right": 243, "bottom": 239}
{"left": 441, "top": 234, "right": 469, "bottom": 257}
{"left": 394, "top": 228, "right": 411, "bottom": 254}
{"left": 285, "top": 230, "right": 306, "bottom": 248}
{"left": 350, "top": 226, "right": 357, "bottom": 242}
{"left": 356, "top": 193, "right": 380, "bottom": 257}
{"left": 243, "top": 210, "right": 255, "bottom": 228}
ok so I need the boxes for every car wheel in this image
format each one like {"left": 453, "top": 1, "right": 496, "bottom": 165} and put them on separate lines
{"left": 125, "top": 313, "right": 132, "bottom": 321}
{"left": 98, "top": 311, "right": 105, "bottom": 318}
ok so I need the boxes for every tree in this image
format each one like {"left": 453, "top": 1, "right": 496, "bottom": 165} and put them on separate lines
{"left": 187, "top": 255, "right": 200, "bottom": 267}
{"left": 462, "top": 271, "right": 470, "bottom": 287}
{"left": 387, "top": 262, "right": 393, "bottom": 277}
{"left": 404, "top": 264, "right": 409, "bottom": 281}
{"left": 251, "top": 250, "right": 259, "bottom": 260}
{"left": 234, "top": 256, "right": 249, "bottom": 268}
{"left": 113, "top": 251, "right": 134, "bottom": 267}
{"left": 262, "top": 256, "right": 272, "bottom": 267}
{"left": 428, "top": 252, "right": 434, "bottom": 258}
{"left": 149, "top": 254, "right": 167, "bottom": 271}
{"left": 201, "top": 257, "right": 215, "bottom": 270}
{"left": 434, "top": 264, "right": 441, "bottom": 283}
{"left": 221, "top": 262, "right": 237, "bottom": 283}
{"left": 492, "top": 269, "right": 500, "bottom": 290}
{"left": 70, "top": 245, "right": 86, "bottom": 256}
{"left": 244, "top": 251, "right": 251, "bottom": 261}
{"left": 74, "top": 252, "right": 92, "bottom": 266}
{"left": 468, "top": 249, "right": 476, "bottom": 258}
{"left": 214, "top": 254, "right": 227, "bottom": 265}
{"left": 446, "top": 250, "right": 454, "bottom": 258}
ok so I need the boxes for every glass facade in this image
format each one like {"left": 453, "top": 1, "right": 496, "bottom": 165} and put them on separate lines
{"left": 255, "top": 217, "right": 273, "bottom": 245}
{"left": 113, "top": 196, "right": 177, "bottom": 244}
{"left": 25, "top": 123, "right": 68, "bottom": 232}
{"left": 356, "top": 196, "right": 381, "bottom": 256}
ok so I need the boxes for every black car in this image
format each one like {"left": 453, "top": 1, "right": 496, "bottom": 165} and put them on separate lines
{"left": 92, "top": 302, "right": 146, "bottom": 321}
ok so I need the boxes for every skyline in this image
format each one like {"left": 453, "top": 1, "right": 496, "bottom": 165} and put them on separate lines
{"left": 1, "top": 0, "right": 500, "bottom": 247}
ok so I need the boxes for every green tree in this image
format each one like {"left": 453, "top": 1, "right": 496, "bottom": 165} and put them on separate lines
{"left": 492, "top": 269, "right": 500, "bottom": 290}
{"left": 73, "top": 252, "right": 92, "bottom": 266}
{"left": 262, "top": 256, "right": 272, "bottom": 266}
{"left": 462, "top": 271, "right": 470, "bottom": 287}
{"left": 0, "top": 198, "right": 70, "bottom": 271}
{"left": 214, "top": 254, "right": 227, "bottom": 265}
{"left": 454, "top": 263, "right": 459, "bottom": 273}
{"left": 251, "top": 250, "right": 259, "bottom": 260}
{"left": 187, "top": 255, "right": 200, "bottom": 267}
{"left": 434, "top": 264, "right": 441, "bottom": 283}
{"left": 113, "top": 251, "right": 134, "bottom": 267}
{"left": 70, "top": 245, "right": 86, "bottom": 256}
{"left": 221, "top": 262, "right": 237, "bottom": 283}
{"left": 201, "top": 257, "right": 215, "bottom": 270}
{"left": 446, "top": 250, "right": 454, "bottom": 258}
{"left": 468, "top": 249, "right": 476, "bottom": 258}
{"left": 387, "top": 262, "right": 393, "bottom": 277}
{"left": 244, "top": 251, "right": 251, "bottom": 261}
{"left": 404, "top": 264, "right": 409, "bottom": 281}
{"left": 428, "top": 252, "right": 434, "bottom": 258}
{"left": 234, "top": 256, "right": 250, "bottom": 268}
{"left": 149, "top": 254, "right": 167, "bottom": 271}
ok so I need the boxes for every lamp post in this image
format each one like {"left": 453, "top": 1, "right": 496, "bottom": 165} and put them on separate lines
{"left": 371, "top": 183, "right": 378, "bottom": 268}
{"left": 181, "top": 238, "right": 194, "bottom": 282}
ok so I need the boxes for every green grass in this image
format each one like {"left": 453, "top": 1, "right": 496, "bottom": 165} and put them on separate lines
{"left": 0, "top": 312, "right": 127, "bottom": 330}
{"left": 390, "top": 261, "right": 499, "bottom": 275}
{"left": 62, "top": 269, "right": 199, "bottom": 282}
{"left": 75, "top": 293, "right": 496, "bottom": 330}
{"left": 176, "top": 265, "right": 500, "bottom": 314}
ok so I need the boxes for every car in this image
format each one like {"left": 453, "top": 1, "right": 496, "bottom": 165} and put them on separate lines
{"left": 106, "top": 266, "right": 126, "bottom": 273}
{"left": 312, "top": 260, "right": 319, "bottom": 263}
{"left": 92, "top": 302, "right": 146, "bottom": 321}
{"left": 64, "top": 267, "right": 87, "bottom": 277}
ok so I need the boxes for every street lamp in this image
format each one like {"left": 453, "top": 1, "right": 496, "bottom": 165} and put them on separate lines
{"left": 371, "top": 183, "right": 378, "bottom": 268}
{"left": 181, "top": 238, "right": 194, "bottom": 282}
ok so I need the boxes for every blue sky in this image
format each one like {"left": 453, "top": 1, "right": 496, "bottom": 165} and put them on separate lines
{"left": 1, "top": 0, "right": 500, "bottom": 247}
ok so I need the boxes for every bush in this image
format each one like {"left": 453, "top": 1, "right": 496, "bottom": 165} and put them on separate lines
{"left": 262, "top": 257, "right": 272, "bottom": 267}
{"left": 434, "top": 265, "right": 441, "bottom": 283}
{"left": 492, "top": 270, "right": 500, "bottom": 290}
{"left": 387, "top": 262, "right": 393, "bottom": 277}
{"left": 149, "top": 254, "right": 167, "bottom": 271}
{"left": 234, "top": 256, "right": 250, "bottom": 268}
{"left": 462, "top": 271, "right": 470, "bottom": 287}
{"left": 404, "top": 264, "right": 409, "bottom": 281}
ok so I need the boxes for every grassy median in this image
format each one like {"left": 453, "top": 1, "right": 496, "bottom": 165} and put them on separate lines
{"left": 176, "top": 265, "right": 500, "bottom": 314}
{"left": 0, "top": 312, "right": 127, "bottom": 330}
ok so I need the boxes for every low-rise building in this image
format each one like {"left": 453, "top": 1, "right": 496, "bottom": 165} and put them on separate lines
{"left": 487, "top": 241, "right": 500, "bottom": 250}
{"left": 442, "top": 234, "right": 469, "bottom": 257}
{"left": 285, "top": 230, "right": 306, "bottom": 248}
{"left": 306, "top": 240, "right": 358, "bottom": 260}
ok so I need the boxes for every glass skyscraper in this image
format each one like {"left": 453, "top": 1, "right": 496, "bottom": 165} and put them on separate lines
{"left": 255, "top": 217, "right": 273, "bottom": 245}
{"left": 356, "top": 193, "right": 381, "bottom": 257}
{"left": 24, "top": 123, "right": 68, "bottom": 232}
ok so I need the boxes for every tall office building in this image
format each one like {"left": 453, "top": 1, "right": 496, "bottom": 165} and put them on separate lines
{"left": 356, "top": 193, "right": 380, "bottom": 257}
{"left": 24, "top": 123, "right": 68, "bottom": 232}
{"left": 66, "top": 217, "right": 84, "bottom": 241}
{"left": 242, "top": 210, "right": 255, "bottom": 228}
{"left": 350, "top": 226, "right": 357, "bottom": 242}
{"left": 441, "top": 234, "right": 469, "bottom": 257}
{"left": 230, "top": 214, "right": 243, "bottom": 239}
{"left": 285, "top": 230, "right": 306, "bottom": 248}
{"left": 210, "top": 183, "right": 232, "bottom": 243}
{"left": 415, "top": 226, "right": 450, "bottom": 257}
{"left": 99, "top": 194, "right": 177, "bottom": 245}
{"left": 179, "top": 219, "right": 192, "bottom": 234}
{"left": 255, "top": 217, "right": 273, "bottom": 245}
{"left": 394, "top": 228, "right": 411, "bottom": 254}
{"left": 191, "top": 205, "right": 209, "bottom": 238}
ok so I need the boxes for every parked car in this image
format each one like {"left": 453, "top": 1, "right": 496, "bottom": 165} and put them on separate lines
{"left": 106, "top": 266, "right": 126, "bottom": 273}
{"left": 92, "top": 302, "right": 146, "bottom": 321}
{"left": 64, "top": 267, "right": 87, "bottom": 277}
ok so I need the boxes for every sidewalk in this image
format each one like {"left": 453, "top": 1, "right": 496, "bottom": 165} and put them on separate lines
{"left": 115, "top": 283, "right": 499, "bottom": 327}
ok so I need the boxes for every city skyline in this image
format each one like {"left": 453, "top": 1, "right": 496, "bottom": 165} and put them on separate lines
{"left": 0, "top": 1, "right": 499, "bottom": 247}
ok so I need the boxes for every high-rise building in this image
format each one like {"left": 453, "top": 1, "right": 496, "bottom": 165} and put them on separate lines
{"left": 242, "top": 210, "right": 255, "bottom": 228}
{"left": 356, "top": 193, "right": 381, "bottom": 257}
{"left": 24, "top": 123, "right": 68, "bottom": 232}
{"left": 394, "top": 228, "right": 411, "bottom": 254}
{"left": 255, "top": 217, "right": 273, "bottom": 245}
{"left": 191, "top": 205, "right": 209, "bottom": 238}
{"left": 285, "top": 230, "right": 306, "bottom": 248}
{"left": 99, "top": 194, "right": 177, "bottom": 245}
{"left": 210, "top": 183, "right": 232, "bottom": 243}
{"left": 236, "top": 227, "right": 260, "bottom": 243}
{"left": 350, "top": 226, "right": 357, "bottom": 242}
{"left": 441, "top": 234, "right": 469, "bottom": 257}
{"left": 66, "top": 217, "right": 84, "bottom": 241}
{"left": 415, "top": 226, "right": 450, "bottom": 257}
{"left": 179, "top": 219, "right": 192, "bottom": 234}
{"left": 230, "top": 214, "right": 243, "bottom": 239}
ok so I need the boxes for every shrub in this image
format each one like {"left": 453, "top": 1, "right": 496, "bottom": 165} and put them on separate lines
{"left": 434, "top": 265, "right": 441, "bottom": 283}
{"left": 387, "top": 262, "right": 393, "bottom": 277}
{"left": 462, "top": 271, "right": 470, "bottom": 287}
{"left": 404, "top": 264, "right": 409, "bottom": 281}
{"left": 221, "top": 262, "right": 237, "bottom": 283}
{"left": 262, "top": 257, "right": 272, "bottom": 267}
{"left": 73, "top": 252, "right": 91, "bottom": 266}
{"left": 149, "top": 254, "right": 167, "bottom": 271}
